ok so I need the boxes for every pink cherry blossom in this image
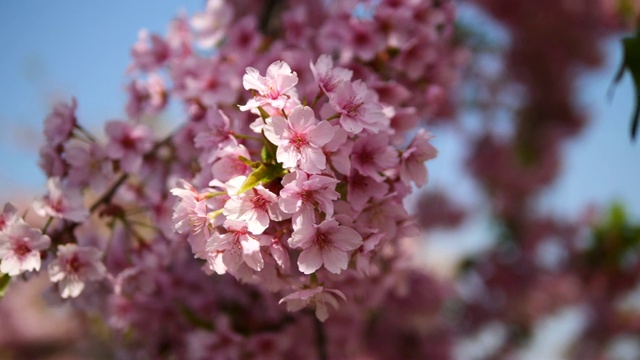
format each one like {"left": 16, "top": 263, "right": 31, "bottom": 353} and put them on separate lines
{"left": 347, "top": 170, "right": 390, "bottom": 211}
{"left": 105, "top": 120, "right": 153, "bottom": 173}
{"left": 38, "top": 144, "right": 67, "bottom": 178}
{"left": 0, "top": 202, "right": 19, "bottom": 233}
{"left": 346, "top": 19, "right": 385, "bottom": 62}
{"left": 33, "top": 177, "right": 89, "bottom": 222}
{"left": 64, "top": 140, "right": 115, "bottom": 193}
{"left": 267, "top": 235, "right": 290, "bottom": 273}
{"left": 220, "top": 16, "right": 262, "bottom": 68}
{"left": 125, "top": 74, "right": 167, "bottom": 119}
{"left": 322, "top": 127, "right": 352, "bottom": 175}
{"left": 239, "top": 60, "right": 299, "bottom": 111}
{"left": 289, "top": 218, "right": 362, "bottom": 274}
{"left": 263, "top": 105, "right": 336, "bottom": 174}
{"left": 130, "top": 29, "right": 170, "bottom": 72}
{"left": 310, "top": 54, "right": 353, "bottom": 94}
{"left": 279, "top": 171, "right": 340, "bottom": 228}
{"left": 193, "top": 109, "right": 235, "bottom": 151}
{"left": 210, "top": 143, "right": 252, "bottom": 183}
{"left": 170, "top": 179, "right": 212, "bottom": 238}
{"left": 181, "top": 59, "right": 240, "bottom": 107}
{"left": 190, "top": 0, "right": 234, "bottom": 49}
{"left": 206, "top": 220, "right": 263, "bottom": 271}
{"left": 279, "top": 286, "right": 347, "bottom": 322}
{"left": 329, "top": 80, "right": 389, "bottom": 134}
{"left": 400, "top": 129, "right": 438, "bottom": 186}
{"left": 222, "top": 176, "right": 283, "bottom": 235}
{"left": 351, "top": 133, "right": 399, "bottom": 182}
{"left": 48, "top": 244, "right": 107, "bottom": 298}
{"left": 43, "top": 97, "right": 77, "bottom": 146}
{"left": 0, "top": 222, "right": 50, "bottom": 276}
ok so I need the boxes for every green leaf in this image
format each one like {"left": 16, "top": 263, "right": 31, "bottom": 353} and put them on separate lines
{"left": 238, "top": 156, "right": 262, "bottom": 169}
{"left": 0, "top": 273, "right": 10, "bottom": 298}
{"left": 237, "top": 162, "right": 286, "bottom": 194}
{"left": 257, "top": 106, "right": 271, "bottom": 121}
{"left": 261, "top": 145, "right": 273, "bottom": 163}
{"left": 610, "top": 30, "right": 640, "bottom": 141}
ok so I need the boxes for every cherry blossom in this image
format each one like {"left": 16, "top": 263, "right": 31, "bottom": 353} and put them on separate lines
{"left": 329, "top": 80, "right": 389, "bottom": 134}
{"left": 130, "top": 29, "right": 170, "bottom": 72}
{"left": 0, "top": 202, "right": 19, "bottom": 233}
{"left": 289, "top": 218, "right": 363, "bottom": 274}
{"left": 310, "top": 54, "right": 353, "bottom": 94}
{"left": 222, "top": 176, "right": 283, "bottom": 235}
{"left": 239, "top": 60, "right": 299, "bottom": 111}
{"left": 43, "top": 97, "right": 77, "bottom": 146}
{"left": 279, "top": 286, "right": 347, "bottom": 322}
{"left": 33, "top": 177, "right": 89, "bottom": 222}
{"left": 64, "top": 140, "right": 115, "bottom": 193}
{"left": 0, "top": 222, "right": 50, "bottom": 276}
{"left": 400, "top": 129, "right": 438, "bottom": 186}
{"left": 350, "top": 133, "right": 399, "bottom": 182}
{"left": 205, "top": 219, "right": 264, "bottom": 271}
{"left": 263, "top": 105, "right": 336, "bottom": 173}
{"left": 104, "top": 120, "right": 153, "bottom": 173}
{"left": 125, "top": 74, "right": 167, "bottom": 119}
{"left": 48, "top": 244, "right": 107, "bottom": 298}
{"left": 279, "top": 171, "right": 340, "bottom": 228}
{"left": 170, "top": 179, "right": 212, "bottom": 239}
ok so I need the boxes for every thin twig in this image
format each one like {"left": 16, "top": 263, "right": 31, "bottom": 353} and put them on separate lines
{"left": 313, "top": 314, "right": 328, "bottom": 360}
{"left": 89, "top": 174, "right": 129, "bottom": 213}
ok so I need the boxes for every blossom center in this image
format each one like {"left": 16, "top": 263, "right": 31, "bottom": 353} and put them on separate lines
{"left": 49, "top": 197, "right": 65, "bottom": 214}
{"left": 266, "top": 85, "right": 280, "bottom": 100}
{"left": 290, "top": 132, "right": 309, "bottom": 151}
{"left": 65, "top": 255, "right": 83, "bottom": 274}
{"left": 121, "top": 134, "right": 138, "bottom": 150}
{"left": 313, "top": 232, "right": 331, "bottom": 251}
{"left": 356, "top": 149, "right": 374, "bottom": 165}
{"left": 251, "top": 192, "right": 269, "bottom": 211}
{"left": 14, "top": 239, "right": 32, "bottom": 257}
{"left": 300, "top": 189, "right": 314, "bottom": 204}
{"left": 342, "top": 97, "right": 363, "bottom": 118}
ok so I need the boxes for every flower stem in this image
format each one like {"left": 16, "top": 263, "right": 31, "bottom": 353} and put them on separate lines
{"left": 75, "top": 124, "right": 97, "bottom": 142}
{"left": 314, "top": 315, "right": 328, "bottom": 360}
{"left": 89, "top": 174, "right": 128, "bottom": 213}
{"left": 42, "top": 216, "right": 53, "bottom": 234}
{"left": 326, "top": 113, "right": 340, "bottom": 121}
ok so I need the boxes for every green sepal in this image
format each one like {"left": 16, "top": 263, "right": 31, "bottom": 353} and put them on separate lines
{"left": 0, "top": 273, "right": 10, "bottom": 299}
{"left": 335, "top": 181, "right": 348, "bottom": 200}
{"left": 237, "top": 162, "right": 286, "bottom": 194}
{"left": 257, "top": 106, "right": 271, "bottom": 121}
{"left": 238, "top": 156, "right": 262, "bottom": 169}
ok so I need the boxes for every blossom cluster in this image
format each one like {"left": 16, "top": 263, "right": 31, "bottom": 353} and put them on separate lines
{"left": 171, "top": 57, "right": 438, "bottom": 319}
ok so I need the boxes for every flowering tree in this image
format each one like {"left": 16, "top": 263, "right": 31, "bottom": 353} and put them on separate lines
{"left": 1, "top": 0, "right": 639, "bottom": 359}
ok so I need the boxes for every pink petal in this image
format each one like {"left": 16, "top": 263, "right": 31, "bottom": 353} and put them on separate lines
{"left": 297, "top": 246, "right": 323, "bottom": 274}
{"left": 321, "top": 247, "right": 348, "bottom": 274}
{"left": 307, "top": 121, "right": 336, "bottom": 146}
{"left": 288, "top": 106, "right": 315, "bottom": 131}
{"left": 330, "top": 225, "right": 363, "bottom": 251}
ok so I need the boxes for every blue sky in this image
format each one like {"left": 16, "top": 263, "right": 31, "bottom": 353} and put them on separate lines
{"left": 0, "top": 1, "right": 639, "bottom": 220}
